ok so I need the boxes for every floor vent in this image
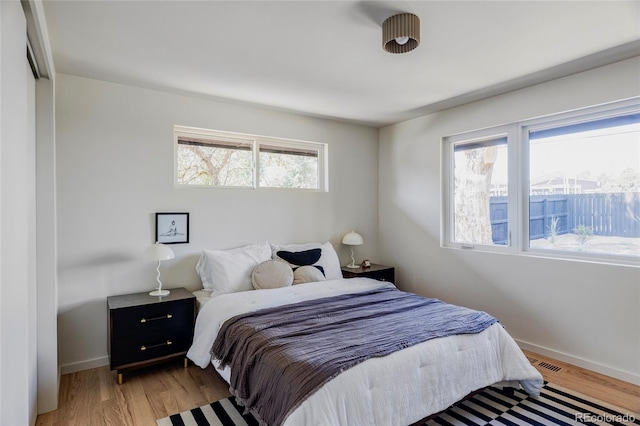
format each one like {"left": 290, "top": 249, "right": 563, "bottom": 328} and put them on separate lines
{"left": 538, "top": 361, "right": 562, "bottom": 372}
{"left": 526, "top": 357, "right": 538, "bottom": 364}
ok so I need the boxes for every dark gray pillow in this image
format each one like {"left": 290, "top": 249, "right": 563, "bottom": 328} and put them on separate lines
{"left": 277, "top": 248, "right": 325, "bottom": 276}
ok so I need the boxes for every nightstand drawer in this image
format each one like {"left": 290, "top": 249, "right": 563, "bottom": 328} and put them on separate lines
{"left": 110, "top": 330, "right": 192, "bottom": 368}
{"left": 357, "top": 268, "right": 394, "bottom": 282}
{"left": 341, "top": 264, "right": 395, "bottom": 283}
{"left": 111, "top": 299, "right": 192, "bottom": 338}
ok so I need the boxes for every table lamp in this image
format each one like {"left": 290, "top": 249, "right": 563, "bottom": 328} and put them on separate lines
{"left": 144, "top": 242, "right": 175, "bottom": 296}
{"left": 342, "top": 231, "right": 363, "bottom": 268}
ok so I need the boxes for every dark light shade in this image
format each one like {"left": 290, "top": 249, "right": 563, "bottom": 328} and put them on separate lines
{"left": 382, "top": 13, "right": 420, "bottom": 54}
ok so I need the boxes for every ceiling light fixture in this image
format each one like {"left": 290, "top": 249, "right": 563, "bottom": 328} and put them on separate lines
{"left": 382, "top": 13, "right": 420, "bottom": 54}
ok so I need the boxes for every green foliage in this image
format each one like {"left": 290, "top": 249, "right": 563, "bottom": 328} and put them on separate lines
{"left": 177, "top": 145, "right": 253, "bottom": 187}
{"left": 573, "top": 224, "right": 594, "bottom": 246}
{"left": 547, "top": 216, "right": 559, "bottom": 244}
{"left": 176, "top": 144, "right": 318, "bottom": 189}
{"left": 615, "top": 168, "right": 640, "bottom": 192}
{"left": 259, "top": 151, "right": 318, "bottom": 189}
{"left": 598, "top": 168, "right": 640, "bottom": 192}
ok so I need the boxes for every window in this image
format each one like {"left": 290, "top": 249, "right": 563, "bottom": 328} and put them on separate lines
{"left": 259, "top": 143, "right": 319, "bottom": 189}
{"left": 450, "top": 134, "right": 509, "bottom": 247}
{"left": 175, "top": 126, "right": 327, "bottom": 191}
{"left": 525, "top": 111, "right": 640, "bottom": 259}
{"left": 443, "top": 99, "right": 640, "bottom": 264}
{"left": 176, "top": 133, "right": 254, "bottom": 187}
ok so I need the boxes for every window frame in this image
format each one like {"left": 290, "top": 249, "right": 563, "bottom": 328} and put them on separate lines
{"left": 442, "top": 124, "right": 518, "bottom": 255}
{"left": 256, "top": 137, "right": 326, "bottom": 190}
{"left": 175, "top": 128, "right": 256, "bottom": 189}
{"left": 519, "top": 99, "right": 640, "bottom": 265}
{"left": 442, "top": 98, "right": 640, "bottom": 266}
{"left": 174, "top": 125, "right": 328, "bottom": 192}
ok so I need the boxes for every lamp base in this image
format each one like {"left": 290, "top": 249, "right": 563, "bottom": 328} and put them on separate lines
{"left": 149, "top": 289, "right": 170, "bottom": 297}
{"left": 345, "top": 263, "right": 360, "bottom": 269}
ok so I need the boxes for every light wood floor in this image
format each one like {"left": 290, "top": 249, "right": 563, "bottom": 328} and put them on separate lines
{"left": 36, "top": 351, "right": 640, "bottom": 426}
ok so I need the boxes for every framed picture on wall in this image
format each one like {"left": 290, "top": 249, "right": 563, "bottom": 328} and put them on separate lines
{"left": 155, "top": 212, "right": 189, "bottom": 244}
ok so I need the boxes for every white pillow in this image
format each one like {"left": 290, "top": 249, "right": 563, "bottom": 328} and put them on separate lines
{"left": 270, "top": 241, "right": 342, "bottom": 280}
{"left": 196, "top": 242, "right": 272, "bottom": 293}
{"left": 252, "top": 260, "right": 294, "bottom": 290}
{"left": 293, "top": 265, "right": 326, "bottom": 285}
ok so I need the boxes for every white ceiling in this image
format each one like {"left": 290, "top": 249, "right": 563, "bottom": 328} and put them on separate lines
{"left": 42, "top": 1, "right": 640, "bottom": 127}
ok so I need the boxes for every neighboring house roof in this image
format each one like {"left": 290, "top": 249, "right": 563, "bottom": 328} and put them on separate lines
{"left": 530, "top": 172, "right": 601, "bottom": 193}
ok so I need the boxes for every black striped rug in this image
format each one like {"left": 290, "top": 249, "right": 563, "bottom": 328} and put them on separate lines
{"left": 157, "top": 382, "right": 639, "bottom": 426}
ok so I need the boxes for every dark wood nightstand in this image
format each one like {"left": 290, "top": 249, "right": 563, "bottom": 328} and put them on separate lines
{"left": 107, "top": 287, "right": 195, "bottom": 384}
{"left": 341, "top": 264, "right": 395, "bottom": 283}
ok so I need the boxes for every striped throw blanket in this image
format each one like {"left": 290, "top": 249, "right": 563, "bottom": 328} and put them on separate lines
{"left": 211, "top": 287, "right": 497, "bottom": 426}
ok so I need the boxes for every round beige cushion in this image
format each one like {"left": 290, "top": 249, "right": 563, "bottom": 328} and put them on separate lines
{"left": 293, "top": 265, "right": 326, "bottom": 285}
{"left": 252, "top": 260, "right": 294, "bottom": 290}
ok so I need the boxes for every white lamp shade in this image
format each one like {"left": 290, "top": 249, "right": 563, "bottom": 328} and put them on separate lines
{"left": 143, "top": 242, "right": 175, "bottom": 261}
{"left": 342, "top": 231, "right": 363, "bottom": 246}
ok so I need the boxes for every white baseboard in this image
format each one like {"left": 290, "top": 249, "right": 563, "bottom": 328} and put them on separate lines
{"left": 516, "top": 339, "right": 640, "bottom": 386}
{"left": 60, "top": 343, "right": 640, "bottom": 387}
{"left": 60, "top": 356, "right": 109, "bottom": 375}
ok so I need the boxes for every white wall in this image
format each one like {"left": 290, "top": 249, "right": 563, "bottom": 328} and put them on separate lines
{"left": 379, "top": 57, "right": 640, "bottom": 384}
{"left": 0, "top": 0, "right": 39, "bottom": 424}
{"left": 55, "top": 74, "right": 380, "bottom": 372}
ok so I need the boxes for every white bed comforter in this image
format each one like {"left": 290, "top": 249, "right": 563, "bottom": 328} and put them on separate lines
{"left": 187, "top": 278, "right": 543, "bottom": 426}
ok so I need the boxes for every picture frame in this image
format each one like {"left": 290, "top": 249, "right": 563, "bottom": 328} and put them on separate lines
{"left": 155, "top": 212, "right": 189, "bottom": 244}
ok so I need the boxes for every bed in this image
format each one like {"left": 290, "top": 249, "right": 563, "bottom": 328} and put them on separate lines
{"left": 187, "top": 241, "right": 543, "bottom": 426}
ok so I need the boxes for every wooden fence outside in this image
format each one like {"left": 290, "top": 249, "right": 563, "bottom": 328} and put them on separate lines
{"left": 490, "top": 193, "right": 640, "bottom": 244}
